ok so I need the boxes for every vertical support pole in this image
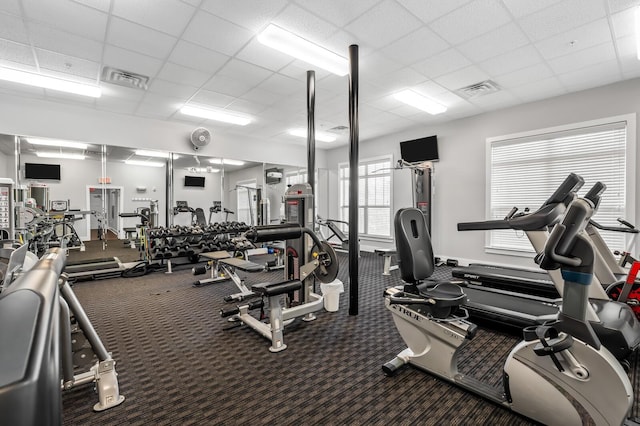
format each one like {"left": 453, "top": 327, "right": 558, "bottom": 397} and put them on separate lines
{"left": 348, "top": 45, "right": 359, "bottom": 316}
{"left": 166, "top": 153, "right": 174, "bottom": 227}
{"left": 307, "top": 70, "right": 316, "bottom": 232}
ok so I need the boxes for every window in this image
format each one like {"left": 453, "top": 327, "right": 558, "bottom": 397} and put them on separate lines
{"left": 339, "top": 156, "right": 392, "bottom": 238}
{"left": 285, "top": 169, "right": 307, "bottom": 187}
{"left": 236, "top": 180, "right": 256, "bottom": 225}
{"left": 488, "top": 117, "right": 633, "bottom": 254}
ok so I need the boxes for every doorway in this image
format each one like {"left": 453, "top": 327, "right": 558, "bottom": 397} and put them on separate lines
{"left": 86, "top": 186, "right": 124, "bottom": 240}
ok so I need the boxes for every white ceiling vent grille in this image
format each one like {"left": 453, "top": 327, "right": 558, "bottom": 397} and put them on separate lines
{"left": 456, "top": 80, "right": 501, "bottom": 99}
{"left": 101, "top": 66, "right": 149, "bottom": 90}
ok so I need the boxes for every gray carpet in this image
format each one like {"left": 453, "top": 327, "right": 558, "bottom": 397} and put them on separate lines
{"left": 61, "top": 252, "right": 639, "bottom": 425}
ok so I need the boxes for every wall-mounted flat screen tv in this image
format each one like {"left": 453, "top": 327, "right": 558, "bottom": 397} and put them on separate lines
{"left": 184, "top": 176, "right": 205, "bottom": 187}
{"left": 399, "top": 135, "right": 439, "bottom": 163}
{"left": 24, "top": 163, "right": 61, "bottom": 180}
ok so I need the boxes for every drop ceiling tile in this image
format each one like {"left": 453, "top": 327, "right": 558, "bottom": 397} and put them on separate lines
{"left": 380, "top": 27, "right": 449, "bottom": 65}
{"left": 272, "top": 3, "right": 342, "bottom": 44}
{"left": 168, "top": 40, "right": 229, "bottom": 74}
{"left": 0, "top": 12, "right": 28, "bottom": 43}
{"left": 0, "top": 0, "right": 20, "bottom": 16}
{"left": 112, "top": 0, "right": 195, "bottom": 37}
{"left": 136, "top": 93, "right": 182, "bottom": 119}
{"left": 103, "top": 45, "right": 164, "bottom": 78}
{"left": 345, "top": 0, "right": 422, "bottom": 49}
{"left": 510, "top": 76, "right": 566, "bottom": 101}
{"left": 456, "top": 23, "right": 529, "bottom": 63}
{"left": 467, "top": 90, "right": 519, "bottom": 109}
{"left": 479, "top": 45, "right": 542, "bottom": 76}
{"left": 534, "top": 19, "right": 612, "bottom": 60}
{"left": 607, "top": 0, "right": 639, "bottom": 13}
{"left": 293, "top": 0, "right": 379, "bottom": 27}
{"left": 260, "top": 73, "right": 305, "bottom": 96}
{"left": 95, "top": 96, "right": 140, "bottom": 115}
{"left": 518, "top": 0, "right": 607, "bottom": 42}
{"left": 22, "top": 0, "right": 108, "bottom": 41}
{"left": 496, "top": 63, "right": 554, "bottom": 88}
{"left": 360, "top": 52, "right": 404, "bottom": 77}
{"left": 217, "top": 59, "right": 273, "bottom": 86}
{"left": 501, "top": 0, "right": 560, "bottom": 18}
{"left": 547, "top": 42, "right": 617, "bottom": 74}
{"left": 277, "top": 60, "right": 332, "bottom": 82}
{"left": 189, "top": 89, "right": 235, "bottom": 108}
{"left": 28, "top": 23, "right": 103, "bottom": 62}
{"left": 100, "top": 83, "right": 146, "bottom": 102}
{"left": 370, "top": 67, "right": 427, "bottom": 92}
{"left": 71, "top": 0, "right": 111, "bottom": 13}
{"left": 35, "top": 49, "right": 100, "bottom": 80}
{"left": 182, "top": 10, "right": 254, "bottom": 57}
{"left": 615, "top": 35, "right": 640, "bottom": 72}
{"left": 611, "top": 8, "right": 636, "bottom": 38}
{"left": 200, "top": 0, "right": 286, "bottom": 32}
{"left": 181, "top": 0, "right": 201, "bottom": 7}
{"left": 157, "top": 62, "right": 211, "bottom": 87}
{"left": 225, "top": 98, "right": 268, "bottom": 115}
{"left": 0, "top": 39, "right": 36, "bottom": 68}
{"left": 434, "top": 65, "right": 490, "bottom": 91}
{"left": 203, "top": 75, "right": 255, "bottom": 97}
{"left": 148, "top": 78, "right": 199, "bottom": 99}
{"left": 240, "top": 87, "right": 283, "bottom": 106}
{"left": 558, "top": 60, "right": 622, "bottom": 90}
{"left": 412, "top": 48, "right": 472, "bottom": 79}
{"left": 396, "top": 0, "right": 471, "bottom": 24}
{"left": 429, "top": 0, "right": 511, "bottom": 45}
{"left": 413, "top": 80, "right": 449, "bottom": 95}
{"left": 107, "top": 17, "right": 177, "bottom": 59}
{"left": 236, "top": 39, "right": 294, "bottom": 72}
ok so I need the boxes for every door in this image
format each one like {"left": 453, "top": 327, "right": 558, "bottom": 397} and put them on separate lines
{"left": 86, "top": 186, "right": 124, "bottom": 240}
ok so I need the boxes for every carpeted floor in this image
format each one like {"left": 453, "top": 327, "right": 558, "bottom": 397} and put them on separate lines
{"left": 61, "top": 251, "right": 640, "bottom": 425}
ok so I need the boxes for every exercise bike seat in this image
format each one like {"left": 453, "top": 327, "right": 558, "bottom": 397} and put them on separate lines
{"left": 389, "top": 282, "right": 467, "bottom": 319}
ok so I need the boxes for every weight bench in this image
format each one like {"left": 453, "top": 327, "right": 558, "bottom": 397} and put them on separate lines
{"left": 375, "top": 248, "right": 398, "bottom": 276}
{"left": 193, "top": 251, "right": 265, "bottom": 302}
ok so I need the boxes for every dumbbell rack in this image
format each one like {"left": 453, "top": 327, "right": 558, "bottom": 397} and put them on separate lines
{"left": 143, "top": 222, "right": 251, "bottom": 264}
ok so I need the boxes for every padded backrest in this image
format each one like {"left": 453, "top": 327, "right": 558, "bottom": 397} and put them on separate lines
{"left": 394, "top": 208, "right": 435, "bottom": 283}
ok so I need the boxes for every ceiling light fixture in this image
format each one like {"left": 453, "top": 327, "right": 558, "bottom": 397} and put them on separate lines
{"left": 124, "top": 160, "right": 165, "bottom": 168}
{"left": 208, "top": 158, "right": 245, "bottom": 166}
{"left": 36, "top": 152, "right": 85, "bottom": 160}
{"left": 134, "top": 149, "right": 177, "bottom": 159}
{"left": 0, "top": 67, "right": 101, "bottom": 98}
{"left": 180, "top": 105, "right": 251, "bottom": 126}
{"left": 26, "top": 138, "right": 88, "bottom": 150}
{"left": 257, "top": 24, "right": 348, "bottom": 76}
{"left": 394, "top": 90, "right": 447, "bottom": 115}
{"left": 288, "top": 128, "right": 337, "bottom": 143}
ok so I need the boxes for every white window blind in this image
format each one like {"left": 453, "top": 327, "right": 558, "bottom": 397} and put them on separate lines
{"left": 489, "top": 121, "right": 627, "bottom": 253}
{"left": 285, "top": 170, "right": 307, "bottom": 187}
{"left": 339, "top": 157, "right": 392, "bottom": 238}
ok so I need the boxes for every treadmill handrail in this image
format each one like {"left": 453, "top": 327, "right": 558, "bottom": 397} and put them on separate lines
{"left": 458, "top": 203, "right": 566, "bottom": 232}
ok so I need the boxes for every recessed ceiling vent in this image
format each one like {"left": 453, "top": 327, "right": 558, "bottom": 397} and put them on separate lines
{"left": 101, "top": 66, "right": 149, "bottom": 90}
{"left": 327, "top": 125, "right": 349, "bottom": 134}
{"left": 456, "top": 80, "right": 500, "bottom": 99}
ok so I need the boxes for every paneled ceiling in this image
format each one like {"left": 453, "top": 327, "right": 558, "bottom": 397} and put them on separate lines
{"left": 0, "top": 0, "right": 638, "bottom": 148}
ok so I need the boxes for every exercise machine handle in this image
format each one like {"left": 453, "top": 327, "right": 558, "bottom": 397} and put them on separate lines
{"left": 618, "top": 218, "right": 637, "bottom": 230}
{"left": 387, "top": 292, "right": 434, "bottom": 306}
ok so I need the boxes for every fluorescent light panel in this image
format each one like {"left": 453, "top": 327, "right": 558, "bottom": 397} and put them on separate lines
{"left": 124, "top": 160, "right": 164, "bottom": 168}
{"left": 26, "top": 138, "right": 88, "bottom": 150}
{"left": 208, "top": 158, "right": 245, "bottom": 166}
{"left": 134, "top": 149, "right": 174, "bottom": 159}
{"left": 180, "top": 105, "right": 251, "bottom": 126}
{"left": 288, "top": 128, "right": 337, "bottom": 143}
{"left": 36, "top": 152, "right": 85, "bottom": 160}
{"left": 394, "top": 90, "right": 447, "bottom": 115}
{"left": 0, "top": 67, "right": 101, "bottom": 98}
{"left": 258, "top": 24, "right": 348, "bottom": 76}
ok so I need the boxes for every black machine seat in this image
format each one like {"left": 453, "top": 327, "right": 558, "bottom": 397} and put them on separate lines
{"left": 391, "top": 208, "right": 468, "bottom": 318}
{"left": 252, "top": 280, "right": 302, "bottom": 297}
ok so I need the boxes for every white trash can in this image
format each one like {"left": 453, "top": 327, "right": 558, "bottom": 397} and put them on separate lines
{"left": 320, "top": 279, "right": 344, "bottom": 312}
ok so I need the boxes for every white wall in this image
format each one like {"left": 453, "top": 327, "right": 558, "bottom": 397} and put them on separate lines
{"left": 172, "top": 168, "right": 222, "bottom": 226}
{"left": 325, "top": 78, "right": 640, "bottom": 267}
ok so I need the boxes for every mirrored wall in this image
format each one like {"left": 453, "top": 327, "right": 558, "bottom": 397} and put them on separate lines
{"left": 0, "top": 134, "right": 318, "bottom": 249}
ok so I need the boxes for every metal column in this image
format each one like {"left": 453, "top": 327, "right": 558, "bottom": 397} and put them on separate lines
{"left": 348, "top": 45, "right": 359, "bottom": 316}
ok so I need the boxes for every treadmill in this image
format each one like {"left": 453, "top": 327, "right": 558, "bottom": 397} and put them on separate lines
{"left": 453, "top": 174, "right": 640, "bottom": 361}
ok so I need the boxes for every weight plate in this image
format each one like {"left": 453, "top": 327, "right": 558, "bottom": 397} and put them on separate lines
{"left": 309, "top": 241, "right": 339, "bottom": 283}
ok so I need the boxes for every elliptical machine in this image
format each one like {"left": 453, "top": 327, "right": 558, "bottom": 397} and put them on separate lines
{"left": 383, "top": 188, "right": 636, "bottom": 425}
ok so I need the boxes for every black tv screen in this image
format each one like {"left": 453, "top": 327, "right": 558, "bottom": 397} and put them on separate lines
{"left": 400, "top": 135, "right": 439, "bottom": 163}
{"left": 185, "top": 176, "right": 205, "bottom": 187}
{"left": 25, "top": 163, "right": 61, "bottom": 180}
